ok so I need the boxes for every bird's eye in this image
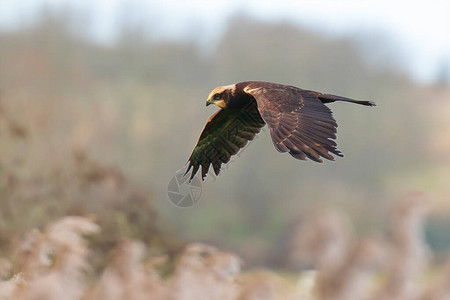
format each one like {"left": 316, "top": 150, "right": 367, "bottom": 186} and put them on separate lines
{"left": 213, "top": 93, "right": 221, "bottom": 100}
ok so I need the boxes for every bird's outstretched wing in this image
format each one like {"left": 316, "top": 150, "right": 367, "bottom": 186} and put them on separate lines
{"left": 185, "top": 104, "right": 265, "bottom": 181}
{"left": 244, "top": 82, "right": 343, "bottom": 162}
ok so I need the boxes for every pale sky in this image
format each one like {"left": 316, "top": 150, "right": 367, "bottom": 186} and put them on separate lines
{"left": 1, "top": 0, "right": 449, "bottom": 83}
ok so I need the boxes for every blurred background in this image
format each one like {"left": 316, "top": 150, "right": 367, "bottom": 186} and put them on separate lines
{"left": 1, "top": 0, "right": 450, "bottom": 269}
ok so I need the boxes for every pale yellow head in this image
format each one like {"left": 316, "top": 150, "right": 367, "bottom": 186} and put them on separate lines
{"left": 206, "top": 84, "right": 236, "bottom": 108}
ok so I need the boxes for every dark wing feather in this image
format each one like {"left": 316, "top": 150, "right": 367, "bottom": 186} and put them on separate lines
{"left": 244, "top": 82, "right": 343, "bottom": 163}
{"left": 185, "top": 104, "right": 265, "bottom": 181}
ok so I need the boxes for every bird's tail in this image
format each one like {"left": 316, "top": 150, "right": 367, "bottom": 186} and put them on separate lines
{"left": 319, "top": 94, "right": 376, "bottom": 106}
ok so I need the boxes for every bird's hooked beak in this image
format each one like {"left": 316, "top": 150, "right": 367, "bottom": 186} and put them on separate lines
{"left": 206, "top": 97, "right": 226, "bottom": 108}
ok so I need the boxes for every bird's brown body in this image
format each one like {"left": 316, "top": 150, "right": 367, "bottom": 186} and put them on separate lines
{"left": 186, "top": 81, "right": 375, "bottom": 181}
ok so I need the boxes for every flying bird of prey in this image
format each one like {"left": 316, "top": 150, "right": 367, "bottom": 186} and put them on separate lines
{"left": 185, "top": 81, "right": 375, "bottom": 181}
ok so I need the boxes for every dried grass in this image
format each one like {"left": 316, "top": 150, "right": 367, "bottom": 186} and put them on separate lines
{"left": 1, "top": 193, "right": 450, "bottom": 300}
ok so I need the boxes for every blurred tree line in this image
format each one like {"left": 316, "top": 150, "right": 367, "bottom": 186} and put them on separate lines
{"left": 1, "top": 6, "right": 450, "bottom": 267}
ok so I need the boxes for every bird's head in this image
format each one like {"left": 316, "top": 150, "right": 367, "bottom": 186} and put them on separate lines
{"left": 206, "top": 84, "right": 235, "bottom": 108}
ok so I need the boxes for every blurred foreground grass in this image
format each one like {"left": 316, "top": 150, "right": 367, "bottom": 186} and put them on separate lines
{"left": 1, "top": 194, "right": 450, "bottom": 300}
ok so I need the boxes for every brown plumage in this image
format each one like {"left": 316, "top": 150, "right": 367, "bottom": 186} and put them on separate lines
{"left": 186, "top": 81, "right": 375, "bottom": 181}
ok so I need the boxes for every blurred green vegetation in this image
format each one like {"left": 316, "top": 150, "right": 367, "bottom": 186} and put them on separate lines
{"left": 1, "top": 7, "right": 450, "bottom": 267}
